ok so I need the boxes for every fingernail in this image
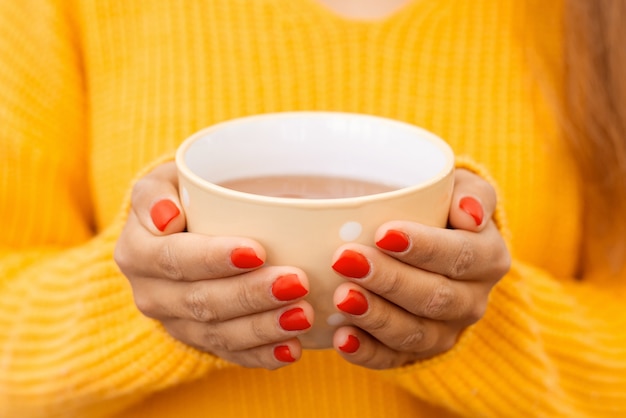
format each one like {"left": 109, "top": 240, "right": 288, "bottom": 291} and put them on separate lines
{"left": 339, "top": 335, "right": 360, "bottom": 354}
{"left": 336, "top": 289, "right": 368, "bottom": 315}
{"left": 376, "top": 230, "right": 409, "bottom": 252}
{"left": 274, "top": 345, "right": 296, "bottom": 363}
{"left": 279, "top": 308, "right": 311, "bottom": 331}
{"left": 332, "top": 250, "right": 370, "bottom": 278}
{"left": 459, "top": 196, "right": 484, "bottom": 226}
{"left": 272, "top": 274, "right": 308, "bottom": 301}
{"left": 150, "top": 199, "right": 180, "bottom": 231}
{"left": 230, "top": 247, "right": 264, "bottom": 269}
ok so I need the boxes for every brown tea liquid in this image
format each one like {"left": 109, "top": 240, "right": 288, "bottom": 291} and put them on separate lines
{"left": 218, "top": 174, "right": 397, "bottom": 199}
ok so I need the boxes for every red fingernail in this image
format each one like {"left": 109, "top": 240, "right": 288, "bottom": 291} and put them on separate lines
{"left": 376, "top": 230, "right": 409, "bottom": 252}
{"left": 274, "top": 345, "right": 296, "bottom": 363}
{"left": 279, "top": 308, "right": 311, "bottom": 331}
{"left": 459, "top": 196, "right": 484, "bottom": 226}
{"left": 339, "top": 335, "right": 360, "bottom": 354}
{"left": 272, "top": 274, "right": 308, "bottom": 301}
{"left": 337, "top": 289, "right": 368, "bottom": 315}
{"left": 332, "top": 250, "right": 370, "bottom": 278}
{"left": 150, "top": 199, "right": 180, "bottom": 232}
{"left": 230, "top": 247, "right": 264, "bottom": 269}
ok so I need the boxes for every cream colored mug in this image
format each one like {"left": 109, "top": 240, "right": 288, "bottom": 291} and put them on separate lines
{"left": 176, "top": 112, "right": 455, "bottom": 349}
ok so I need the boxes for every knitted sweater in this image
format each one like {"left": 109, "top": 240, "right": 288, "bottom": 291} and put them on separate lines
{"left": 1, "top": 0, "right": 625, "bottom": 417}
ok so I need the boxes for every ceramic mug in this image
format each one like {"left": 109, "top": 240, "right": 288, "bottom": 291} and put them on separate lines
{"left": 175, "top": 112, "right": 455, "bottom": 349}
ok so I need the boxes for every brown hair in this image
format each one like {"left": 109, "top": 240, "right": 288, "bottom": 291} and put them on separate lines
{"left": 563, "top": 0, "right": 626, "bottom": 276}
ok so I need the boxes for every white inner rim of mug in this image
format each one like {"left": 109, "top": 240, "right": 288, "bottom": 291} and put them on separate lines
{"left": 178, "top": 112, "right": 453, "bottom": 204}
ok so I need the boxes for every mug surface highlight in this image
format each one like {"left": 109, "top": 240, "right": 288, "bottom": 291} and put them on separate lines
{"left": 176, "top": 112, "right": 455, "bottom": 349}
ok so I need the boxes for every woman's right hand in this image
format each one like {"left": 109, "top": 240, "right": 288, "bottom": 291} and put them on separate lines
{"left": 114, "top": 162, "right": 313, "bottom": 369}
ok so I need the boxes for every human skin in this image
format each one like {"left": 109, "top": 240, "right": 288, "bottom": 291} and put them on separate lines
{"left": 315, "top": 0, "right": 413, "bottom": 20}
{"left": 114, "top": 162, "right": 510, "bottom": 370}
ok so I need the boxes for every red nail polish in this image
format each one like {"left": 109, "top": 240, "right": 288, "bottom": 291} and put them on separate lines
{"left": 376, "top": 230, "right": 409, "bottom": 252}
{"left": 339, "top": 335, "right": 360, "bottom": 354}
{"left": 459, "top": 196, "right": 484, "bottom": 226}
{"left": 272, "top": 274, "right": 308, "bottom": 301}
{"left": 279, "top": 308, "right": 311, "bottom": 331}
{"left": 274, "top": 345, "right": 296, "bottom": 362}
{"left": 336, "top": 289, "right": 368, "bottom": 315}
{"left": 150, "top": 200, "right": 180, "bottom": 232}
{"left": 230, "top": 247, "right": 264, "bottom": 268}
{"left": 332, "top": 250, "right": 370, "bottom": 278}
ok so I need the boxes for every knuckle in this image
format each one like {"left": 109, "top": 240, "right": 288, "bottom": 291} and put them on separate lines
{"left": 377, "top": 268, "right": 404, "bottom": 297}
{"left": 495, "top": 247, "right": 512, "bottom": 278}
{"left": 367, "top": 309, "right": 393, "bottom": 332}
{"left": 156, "top": 241, "right": 185, "bottom": 281}
{"left": 466, "top": 300, "right": 488, "bottom": 324}
{"left": 132, "top": 291, "right": 158, "bottom": 318}
{"left": 416, "top": 329, "right": 440, "bottom": 354}
{"left": 114, "top": 237, "right": 137, "bottom": 277}
{"left": 423, "top": 283, "right": 455, "bottom": 319}
{"left": 397, "top": 327, "right": 426, "bottom": 352}
{"left": 236, "top": 281, "right": 261, "bottom": 313}
{"left": 449, "top": 237, "right": 476, "bottom": 278}
{"left": 184, "top": 287, "right": 218, "bottom": 322}
{"left": 113, "top": 242, "right": 129, "bottom": 272}
{"left": 374, "top": 351, "right": 397, "bottom": 370}
{"left": 483, "top": 243, "right": 512, "bottom": 283}
{"left": 247, "top": 318, "right": 272, "bottom": 344}
{"left": 201, "top": 329, "right": 232, "bottom": 352}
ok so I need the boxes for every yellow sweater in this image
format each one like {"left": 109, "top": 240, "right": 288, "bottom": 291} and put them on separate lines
{"left": 2, "top": 0, "right": 625, "bottom": 417}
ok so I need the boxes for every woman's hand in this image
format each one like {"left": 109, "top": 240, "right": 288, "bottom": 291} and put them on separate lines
{"left": 114, "top": 162, "right": 313, "bottom": 369}
{"left": 330, "top": 168, "right": 511, "bottom": 369}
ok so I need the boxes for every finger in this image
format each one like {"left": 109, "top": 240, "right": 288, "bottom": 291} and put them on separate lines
{"left": 333, "top": 326, "right": 422, "bottom": 369}
{"left": 447, "top": 168, "right": 497, "bottom": 232}
{"left": 131, "top": 267, "right": 309, "bottom": 322}
{"left": 372, "top": 221, "right": 510, "bottom": 281}
{"left": 169, "top": 326, "right": 303, "bottom": 370}
{"left": 333, "top": 256, "right": 482, "bottom": 322}
{"left": 131, "top": 161, "right": 186, "bottom": 235}
{"left": 225, "top": 339, "right": 303, "bottom": 369}
{"left": 162, "top": 301, "right": 313, "bottom": 353}
{"left": 333, "top": 283, "right": 457, "bottom": 355}
{"left": 116, "top": 215, "right": 267, "bottom": 281}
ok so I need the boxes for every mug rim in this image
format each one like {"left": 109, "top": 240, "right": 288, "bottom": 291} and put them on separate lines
{"left": 175, "top": 111, "right": 455, "bottom": 208}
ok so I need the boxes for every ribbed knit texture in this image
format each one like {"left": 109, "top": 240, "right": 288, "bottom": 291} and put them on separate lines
{"left": 1, "top": 0, "right": 625, "bottom": 417}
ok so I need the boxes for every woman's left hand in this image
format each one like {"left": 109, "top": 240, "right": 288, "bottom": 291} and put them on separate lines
{"left": 331, "top": 168, "right": 511, "bottom": 369}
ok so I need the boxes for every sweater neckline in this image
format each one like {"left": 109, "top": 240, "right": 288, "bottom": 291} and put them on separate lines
{"left": 284, "top": 0, "right": 426, "bottom": 27}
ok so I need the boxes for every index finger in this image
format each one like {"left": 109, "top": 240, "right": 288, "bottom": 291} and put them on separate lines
{"left": 373, "top": 221, "right": 510, "bottom": 281}
{"left": 115, "top": 212, "right": 267, "bottom": 282}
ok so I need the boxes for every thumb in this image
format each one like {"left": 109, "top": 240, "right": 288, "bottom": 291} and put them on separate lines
{"left": 447, "top": 168, "right": 497, "bottom": 232}
{"left": 131, "top": 161, "right": 187, "bottom": 235}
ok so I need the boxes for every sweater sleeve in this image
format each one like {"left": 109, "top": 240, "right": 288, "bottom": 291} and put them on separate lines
{"left": 0, "top": 2, "right": 225, "bottom": 417}
{"left": 382, "top": 158, "right": 626, "bottom": 417}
